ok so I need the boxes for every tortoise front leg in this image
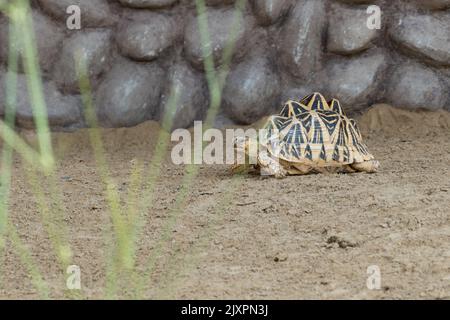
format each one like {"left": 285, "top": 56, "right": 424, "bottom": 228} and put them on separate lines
{"left": 257, "top": 151, "right": 287, "bottom": 178}
{"left": 351, "top": 160, "right": 380, "bottom": 173}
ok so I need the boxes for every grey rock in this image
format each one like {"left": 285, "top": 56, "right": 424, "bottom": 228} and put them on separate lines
{"left": 206, "top": 0, "right": 236, "bottom": 6}
{"left": 334, "top": 0, "right": 374, "bottom": 4}
{"left": 0, "top": 11, "right": 64, "bottom": 74}
{"left": 4, "top": 0, "right": 450, "bottom": 131}
{"left": 54, "top": 30, "right": 112, "bottom": 94}
{"left": 184, "top": 8, "right": 252, "bottom": 70}
{"left": 117, "top": 0, "right": 178, "bottom": 8}
{"left": 95, "top": 60, "right": 164, "bottom": 127}
{"left": 250, "top": 0, "right": 293, "bottom": 26}
{"left": 0, "top": 72, "right": 83, "bottom": 129}
{"left": 389, "top": 13, "right": 450, "bottom": 67}
{"left": 214, "top": 111, "right": 237, "bottom": 129}
{"left": 159, "top": 60, "right": 209, "bottom": 130}
{"left": 386, "top": 62, "right": 448, "bottom": 111}
{"left": 413, "top": 0, "right": 450, "bottom": 10}
{"left": 442, "top": 68, "right": 450, "bottom": 79}
{"left": 37, "top": 0, "right": 115, "bottom": 27}
{"left": 117, "top": 13, "right": 178, "bottom": 62}
{"left": 278, "top": 0, "right": 326, "bottom": 80}
{"left": 327, "top": 4, "right": 379, "bottom": 55}
{"left": 222, "top": 54, "right": 281, "bottom": 124}
{"left": 324, "top": 51, "right": 388, "bottom": 111}
{"left": 280, "top": 86, "right": 319, "bottom": 104}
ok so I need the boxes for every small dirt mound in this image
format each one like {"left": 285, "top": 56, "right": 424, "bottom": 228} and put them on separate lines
{"left": 358, "top": 104, "right": 450, "bottom": 138}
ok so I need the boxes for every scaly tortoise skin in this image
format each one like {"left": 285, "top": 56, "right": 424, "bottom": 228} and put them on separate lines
{"left": 233, "top": 92, "right": 379, "bottom": 178}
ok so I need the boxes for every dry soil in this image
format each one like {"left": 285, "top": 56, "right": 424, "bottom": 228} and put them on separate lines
{"left": 1, "top": 104, "right": 450, "bottom": 299}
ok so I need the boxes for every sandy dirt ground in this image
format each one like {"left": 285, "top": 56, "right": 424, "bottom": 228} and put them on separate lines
{"left": 1, "top": 104, "right": 450, "bottom": 299}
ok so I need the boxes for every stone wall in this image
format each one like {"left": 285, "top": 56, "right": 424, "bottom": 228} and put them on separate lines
{"left": 0, "top": 0, "right": 449, "bottom": 130}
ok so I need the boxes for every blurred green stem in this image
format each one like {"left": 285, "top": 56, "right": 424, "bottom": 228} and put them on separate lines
{"left": 0, "top": 11, "right": 19, "bottom": 288}
{"left": 134, "top": 0, "right": 247, "bottom": 298}
{"left": 16, "top": 0, "right": 54, "bottom": 170}
{"left": 76, "top": 54, "right": 133, "bottom": 298}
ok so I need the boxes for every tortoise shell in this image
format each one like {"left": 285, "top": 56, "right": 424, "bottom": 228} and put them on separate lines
{"left": 263, "top": 93, "right": 374, "bottom": 166}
